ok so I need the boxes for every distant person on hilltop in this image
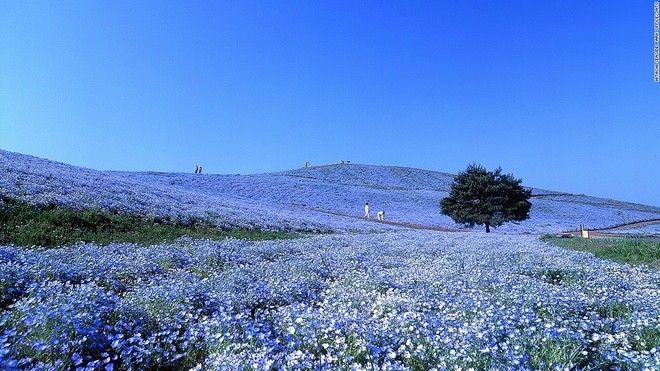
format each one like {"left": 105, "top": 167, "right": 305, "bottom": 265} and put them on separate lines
{"left": 364, "top": 203, "right": 370, "bottom": 218}
{"left": 195, "top": 165, "right": 199, "bottom": 174}
{"left": 377, "top": 211, "right": 385, "bottom": 221}
{"left": 198, "top": 166, "right": 202, "bottom": 174}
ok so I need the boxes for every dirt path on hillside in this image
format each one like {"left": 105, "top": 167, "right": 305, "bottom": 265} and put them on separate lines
{"left": 304, "top": 207, "right": 459, "bottom": 232}
{"left": 568, "top": 218, "right": 660, "bottom": 237}
{"left": 300, "top": 205, "right": 660, "bottom": 235}
{"left": 594, "top": 218, "right": 660, "bottom": 231}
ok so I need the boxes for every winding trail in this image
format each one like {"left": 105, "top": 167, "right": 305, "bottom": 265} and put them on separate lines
{"left": 315, "top": 208, "right": 660, "bottom": 235}
{"left": 568, "top": 218, "right": 660, "bottom": 237}
{"left": 301, "top": 204, "right": 660, "bottom": 235}
{"left": 307, "top": 207, "right": 459, "bottom": 232}
{"left": 592, "top": 218, "right": 660, "bottom": 232}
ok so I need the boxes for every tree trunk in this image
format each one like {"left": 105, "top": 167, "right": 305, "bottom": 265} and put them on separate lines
{"left": 485, "top": 223, "right": 490, "bottom": 233}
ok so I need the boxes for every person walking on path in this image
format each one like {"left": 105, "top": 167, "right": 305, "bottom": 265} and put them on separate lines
{"left": 364, "top": 203, "right": 370, "bottom": 218}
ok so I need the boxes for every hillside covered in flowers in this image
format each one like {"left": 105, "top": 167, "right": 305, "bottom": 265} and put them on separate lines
{"left": 2, "top": 149, "right": 659, "bottom": 234}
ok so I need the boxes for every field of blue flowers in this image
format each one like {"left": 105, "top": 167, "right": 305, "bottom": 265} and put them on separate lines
{"left": 2, "top": 149, "right": 660, "bottom": 369}
{"left": 3, "top": 149, "right": 660, "bottom": 234}
{"left": 1, "top": 232, "right": 659, "bottom": 370}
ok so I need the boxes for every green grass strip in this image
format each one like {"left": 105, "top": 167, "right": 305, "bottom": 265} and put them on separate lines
{"left": 542, "top": 235, "right": 660, "bottom": 267}
{"left": 0, "top": 199, "right": 297, "bottom": 247}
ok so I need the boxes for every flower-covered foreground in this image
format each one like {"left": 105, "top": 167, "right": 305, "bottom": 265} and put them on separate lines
{"left": 1, "top": 232, "right": 658, "bottom": 370}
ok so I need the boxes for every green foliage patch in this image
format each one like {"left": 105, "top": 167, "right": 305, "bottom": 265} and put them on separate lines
{"left": 0, "top": 199, "right": 297, "bottom": 247}
{"left": 542, "top": 235, "right": 660, "bottom": 267}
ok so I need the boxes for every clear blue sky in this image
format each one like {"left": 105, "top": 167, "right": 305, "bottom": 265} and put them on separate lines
{"left": 1, "top": 1, "right": 659, "bottom": 206}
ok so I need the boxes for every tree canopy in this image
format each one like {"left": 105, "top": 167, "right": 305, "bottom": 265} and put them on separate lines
{"left": 440, "top": 164, "right": 532, "bottom": 232}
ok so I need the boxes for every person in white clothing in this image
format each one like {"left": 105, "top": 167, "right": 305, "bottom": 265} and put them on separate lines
{"left": 377, "top": 211, "right": 385, "bottom": 221}
{"left": 364, "top": 203, "right": 370, "bottom": 218}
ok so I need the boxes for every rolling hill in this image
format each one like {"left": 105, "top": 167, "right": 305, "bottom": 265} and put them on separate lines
{"left": 1, "top": 149, "right": 659, "bottom": 234}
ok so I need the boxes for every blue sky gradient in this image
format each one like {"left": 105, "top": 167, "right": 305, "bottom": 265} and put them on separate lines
{"left": 1, "top": 1, "right": 659, "bottom": 205}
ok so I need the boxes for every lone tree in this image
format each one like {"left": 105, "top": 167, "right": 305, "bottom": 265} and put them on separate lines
{"left": 440, "top": 164, "right": 532, "bottom": 232}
